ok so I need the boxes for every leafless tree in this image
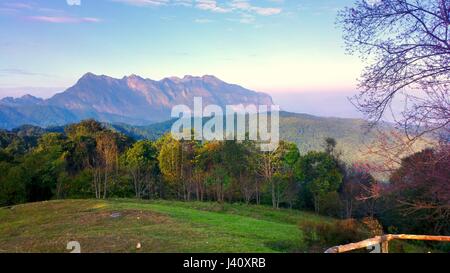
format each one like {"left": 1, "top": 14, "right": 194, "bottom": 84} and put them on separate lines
{"left": 338, "top": 0, "right": 450, "bottom": 140}
{"left": 341, "top": 163, "right": 376, "bottom": 218}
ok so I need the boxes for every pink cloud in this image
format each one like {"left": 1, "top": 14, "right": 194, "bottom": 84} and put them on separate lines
{"left": 27, "top": 16, "right": 101, "bottom": 23}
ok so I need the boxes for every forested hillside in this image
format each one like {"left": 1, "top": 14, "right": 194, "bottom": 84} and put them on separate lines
{"left": 108, "top": 112, "right": 383, "bottom": 163}
{"left": 0, "top": 120, "right": 448, "bottom": 240}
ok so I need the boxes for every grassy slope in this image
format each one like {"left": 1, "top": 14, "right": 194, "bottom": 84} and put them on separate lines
{"left": 0, "top": 199, "right": 333, "bottom": 253}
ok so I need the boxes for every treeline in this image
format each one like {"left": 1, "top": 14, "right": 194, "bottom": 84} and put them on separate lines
{"left": 0, "top": 120, "right": 448, "bottom": 236}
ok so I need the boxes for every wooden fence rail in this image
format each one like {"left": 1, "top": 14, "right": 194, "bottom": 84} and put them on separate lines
{"left": 325, "top": 234, "right": 450, "bottom": 253}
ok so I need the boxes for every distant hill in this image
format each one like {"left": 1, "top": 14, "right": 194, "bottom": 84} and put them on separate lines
{"left": 0, "top": 73, "right": 273, "bottom": 129}
{"left": 1, "top": 111, "right": 381, "bottom": 163}
{"left": 278, "top": 112, "right": 378, "bottom": 162}
{"left": 108, "top": 111, "right": 381, "bottom": 163}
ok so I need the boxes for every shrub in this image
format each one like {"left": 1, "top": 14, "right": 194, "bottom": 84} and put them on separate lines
{"left": 361, "top": 217, "right": 383, "bottom": 237}
{"left": 300, "top": 219, "right": 372, "bottom": 252}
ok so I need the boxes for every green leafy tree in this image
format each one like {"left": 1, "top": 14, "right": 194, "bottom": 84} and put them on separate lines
{"left": 124, "top": 140, "right": 158, "bottom": 199}
{"left": 16, "top": 133, "right": 68, "bottom": 202}
{"left": 196, "top": 142, "right": 224, "bottom": 202}
{"left": 296, "top": 151, "right": 343, "bottom": 213}
{"left": 0, "top": 164, "right": 27, "bottom": 205}
{"left": 157, "top": 134, "right": 196, "bottom": 200}
{"left": 275, "top": 141, "right": 300, "bottom": 208}
{"left": 256, "top": 141, "right": 300, "bottom": 208}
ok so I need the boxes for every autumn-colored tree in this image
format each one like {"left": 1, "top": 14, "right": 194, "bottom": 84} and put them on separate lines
{"left": 388, "top": 147, "right": 450, "bottom": 234}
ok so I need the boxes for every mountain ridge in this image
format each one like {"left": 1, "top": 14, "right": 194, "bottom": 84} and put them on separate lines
{"left": 0, "top": 73, "right": 274, "bottom": 129}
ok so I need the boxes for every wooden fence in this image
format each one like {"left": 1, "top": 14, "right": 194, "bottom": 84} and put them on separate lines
{"left": 325, "top": 234, "right": 450, "bottom": 253}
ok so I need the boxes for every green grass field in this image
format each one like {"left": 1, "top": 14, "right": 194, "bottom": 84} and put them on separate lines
{"left": 0, "top": 199, "right": 333, "bottom": 253}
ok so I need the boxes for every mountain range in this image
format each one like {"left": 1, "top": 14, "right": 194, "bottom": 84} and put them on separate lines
{"left": 0, "top": 72, "right": 392, "bottom": 164}
{"left": 0, "top": 73, "right": 273, "bottom": 129}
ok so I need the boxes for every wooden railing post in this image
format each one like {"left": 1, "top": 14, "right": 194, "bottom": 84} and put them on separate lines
{"left": 380, "top": 235, "right": 390, "bottom": 253}
{"left": 380, "top": 241, "right": 389, "bottom": 253}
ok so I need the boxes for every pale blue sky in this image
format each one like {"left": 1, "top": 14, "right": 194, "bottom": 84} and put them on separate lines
{"left": 0, "top": 0, "right": 364, "bottom": 115}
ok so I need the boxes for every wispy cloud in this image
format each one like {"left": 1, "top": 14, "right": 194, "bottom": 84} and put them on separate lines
{"left": 0, "top": 1, "right": 101, "bottom": 24}
{"left": 66, "top": 0, "right": 81, "bottom": 6}
{"left": 111, "top": 0, "right": 282, "bottom": 19}
{"left": 0, "top": 68, "right": 54, "bottom": 77}
{"left": 195, "top": 0, "right": 231, "bottom": 13}
{"left": 112, "top": 0, "right": 170, "bottom": 6}
{"left": 27, "top": 16, "right": 101, "bottom": 24}
{"left": 173, "top": 0, "right": 193, "bottom": 7}
{"left": 3, "top": 2, "right": 34, "bottom": 10}
{"left": 194, "top": 18, "right": 213, "bottom": 23}
{"left": 229, "top": 0, "right": 281, "bottom": 16}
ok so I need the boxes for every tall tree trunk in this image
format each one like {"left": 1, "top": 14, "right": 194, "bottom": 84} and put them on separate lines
{"left": 271, "top": 179, "right": 276, "bottom": 208}
{"left": 255, "top": 181, "right": 260, "bottom": 205}
{"left": 103, "top": 171, "right": 108, "bottom": 199}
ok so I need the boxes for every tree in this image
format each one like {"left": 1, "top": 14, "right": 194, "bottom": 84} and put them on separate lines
{"left": 197, "top": 142, "right": 229, "bottom": 203}
{"left": 0, "top": 164, "right": 27, "bottom": 206}
{"left": 65, "top": 120, "right": 131, "bottom": 199}
{"left": 238, "top": 140, "right": 259, "bottom": 204}
{"left": 10, "top": 133, "right": 68, "bottom": 202}
{"left": 272, "top": 141, "right": 300, "bottom": 209}
{"left": 255, "top": 141, "right": 301, "bottom": 209}
{"left": 221, "top": 140, "right": 250, "bottom": 202}
{"left": 31, "top": 133, "right": 67, "bottom": 201}
{"left": 124, "top": 140, "right": 158, "bottom": 199}
{"left": 324, "top": 137, "right": 337, "bottom": 156}
{"left": 388, "top": 147, "right": 450, "bottom": 234}
{"left": 338, "top": 0, "right": 450, "bottom": 140}
{"left": 157, "top": 134, "right": 196, "bottom": 200}
{"left": 93, "top": 131, "right": 119, "bottom": 199}
{"left": 65, "top": 119, "right": 104, "bottom": 140}
{"left": 206, "top": 165, "right": 230, "bottom": 203}
{"left": 256, "top": 149, "right": 278, "bottom": 208}
{"left": 339, "top": 163, "right": 377, "bottom": 218}
{"left": 65, "top": 120, "right": 103, "bottom": 175}
{"left": 296, "top": 151, "right": 343, "bottom": 213}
